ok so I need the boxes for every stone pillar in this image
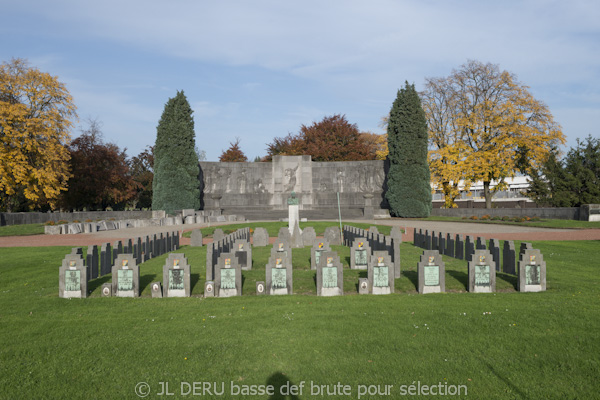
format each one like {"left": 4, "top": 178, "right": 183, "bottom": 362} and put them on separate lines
{"left": 363, "top": 194, "right": 374, "bottom": 219}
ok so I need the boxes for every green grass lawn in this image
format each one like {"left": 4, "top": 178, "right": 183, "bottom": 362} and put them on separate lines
{"left": 422, "top": 215, "right": 600, "bottom": 229}
{"left": 0, "top": 239, "right": 598, "bottom": 399}
{"left": 0, "top": 223, "right": 45, "bottom": 236}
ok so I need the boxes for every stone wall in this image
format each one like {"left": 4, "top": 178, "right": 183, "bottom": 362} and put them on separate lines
{"left": 0, "top": 210, "right": 154, "bottom": 226}
{"left": 431, "top": 207, "right": 580, "bottom": 220}
{"left": 200, "top": 155, "right": 388, "bottom": 212}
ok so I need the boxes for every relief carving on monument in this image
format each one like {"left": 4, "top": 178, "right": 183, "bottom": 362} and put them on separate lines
{"left": 284, "top": 165, "right": 298, "bottom": 192}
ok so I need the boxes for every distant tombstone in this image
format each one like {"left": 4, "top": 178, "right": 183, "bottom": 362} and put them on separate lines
{"left": 455, "top": 234, "right": 464, "bottom": 260}
{"left": 518, "top": 249, "right": 546, "bottom": 292}
{"left": 476, "top": 237, "right": 487, "bottom": 250}
{"left": 489, "top": 239, "right": 501, "bottom": 271}
{"left": 358, "top": 278, "right": 369, "bottom": 294}
{"left": 277, "top": 227, "right": 291, "bottom": 241}
{"left": 213, "top": 228, "right": 225, "bottom": 243}
{"left": 424, "top": 230, "right": 431, "bottom": 250}
{"left": 162, "top": 253, "right": 191, "bottom": 297}
{"left": 111, "top": 254, "right": 139, "bottom": 298}
{"left": 87, "top": 245, "right": 99, "bottom": 280}
{"left": 310, "top": 240, "right": 332, "bottom": 270}
{"left": 350, "top": 239, "right": 371, "bottom": 270}
{"left": 265, "top": 252, "right": 293, "bottom": 295}
{"left": 431, "top": 231, "right": 438, "bottom": 251}
{"left": 100, "top": 243, "right": 111, "bottom": 276}
{"left": 465, "top": 236, "right": 475, "bottom": 262}
{"left": 290, "top": 221, "right": 304, "bottom": 248}
{"left": 316, "top": 251, "right": 343, "bottom": 296}
{"left": 252, "top": 227, "right": 269, "bottom": 247}
{"left": 503, "top": 241, "right": 516, "bottom": 275}
{"left": 438, "top": 233, "right": 445, "bottom": 256}
{"left": 391, "top": 237, "right": 401, "bottom": 278}
{"left": 256, "top": 281, "right": 266, "bottom": 295}
{"left": 151, "top": 282, "right": 163, "bottom": 298}
{"left": 301, "top": 227, "right": 317, "bottom": 247}
{"left": 271, "top": 238, "right": 292, "bottom": 267}
{"left": 367, "top": 251, "right": 394, "bottom": 295}
{"left": 390, "top": 226, "right": 402, "bottom": 243}
{"left": 191, "top": 230, "right": 203, "bottom": 247}
{"left": 59, "top": 253, "right": 87, "bottom": 298}
{"left": 233, "top": 239, "right": 252, "bottom": 270}
{"left": 445, "top": 233, "right": 455, "bottom": 258}
{"left": 324, "top": 226, "right": 342, "bottom": 246}
{"left": 519, "top": 242, "right": 533, "bottom": 259}
{"left": 417, "top": 250, "right": 445, "bottom": 294}
{"left": 368, "top": 226, "right": 379, "bottom": 236}
{"left": 214, "top": 252, "right": 242, "bottom": 297}
{"left": 101, "top": 283, "right": 112, "bottom": 297}
{"left": 204, "top": 281, "right": 214, "bottom": 298}
{"left": 468, "top": 250, "right": 496, "bottom": 293}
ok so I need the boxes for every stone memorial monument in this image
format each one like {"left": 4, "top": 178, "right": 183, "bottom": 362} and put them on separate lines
{"left": 468, "top": 250, "right": 496, "bottom": 293}
{"left": 311, "top": 239, "right": 332, "bottom": 270}
{"left": 252, "top": 227, "right": 269, "bottom": 247}
{"left": 367, "top": 251, "right": 394, "bottom": 295}
{"left": 265, "top": 252, "right": 293, "bottom": 295}
{"left": 59, "top": 253, "right": 87, "bottom": 299}
{"left": 214, "top": 252, "right": 242, "bottom": 297}
{"left": 162, "top": 253, "right": 191, "bottom": 297}
{"left": 256, "top": 281, "right": 266, "bottom": 295}
{"left": 417, "top": 250, "right": 445, "bottom": 294}
{"left": 191, "top": 229, "right": 203, "bottom": 247}
{"left": 271, "top": 238, "right": 292, "bottom": 267}
{"left": 350, "top": 238, "right": 371, "bottom": 270}
{"left": 518, "top": 249, "right": 546, "bottom": 292}
{"left": 111, "top": 254, "right": 140, "bottom": 298}
{"left": 316, "top": 251, "right": 343, "bottom": 296}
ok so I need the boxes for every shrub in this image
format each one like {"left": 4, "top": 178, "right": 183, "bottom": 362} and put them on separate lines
{"left": 481, "top": 214, "right": 491, "bottom": 220}
{"left": 531, "top": 216, "right": 541, "bottom": 221}
{"left": 491, "top": 216, "right": 501, "bottom": 221}
{"left": 470, "top": 216, "right": 478, "bottom": 220}
{"left": 85, "top": 219, "right": 93, "bottom": 223}
{"left": 45, "top": 221, "right": 56, "bottom": 226}
{"left": 72, "top": 220, "right": 80, "bottom": 223}
{"left": 501, "top": 216, "right": 510, "bottom": 221}
{"left": 57, "top": 220, "right": 68, "bottom": 225}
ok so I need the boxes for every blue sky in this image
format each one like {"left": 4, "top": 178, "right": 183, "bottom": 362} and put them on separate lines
{"left": 2, "top": 0, "right": 599, "bottom": 161}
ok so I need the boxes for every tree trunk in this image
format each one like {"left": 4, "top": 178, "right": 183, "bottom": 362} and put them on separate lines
{"left": 483, "top": 181, "right": 492, "bottom": 209}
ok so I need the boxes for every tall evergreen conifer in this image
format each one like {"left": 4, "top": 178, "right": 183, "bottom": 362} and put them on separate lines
{"left": 385, "top": 82, "right": 432, "bottom": 217}
{"left": 152, "top": 91, "right": 200, "bottom": 214}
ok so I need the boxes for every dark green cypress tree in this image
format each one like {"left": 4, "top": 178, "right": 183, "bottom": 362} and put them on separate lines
{"left": 152, "top": 91, "right": 200, "bottom": 214}
{"left": 385, "top": 82, "right": 432, "bottom": 217}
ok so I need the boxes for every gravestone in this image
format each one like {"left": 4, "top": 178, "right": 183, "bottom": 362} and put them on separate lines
{"left": 151, "top": 282, "right": 163, "bottom": 298}
{"left": 468, "top": 250, "right": 496, "bottom": 293}
{"left": 162, "top": 253, "right": 191, "bottom": 297}
{"left": 316, "top": 251, "right": 343, "bottom": 296}
{"left": 111, "top": 254, "right": 139, "bottom": 297}
{"left": 445, "top": 233, "right": 455, "bottom": 258}
{"left": 417, "top": 250, "right": 445, "bottom": 294}
{"left": 367, "top": 251, "right": 395, "bottom": 295}
{"left": 287, "top": 191, "right": 301, "bottom": 234}
{"left": 191, "top": 230, "right": 203, "bottom": 247}
{"left": 214, "top": 252, "right": 242, "bottom": 297}
{"left": 59, "top": 253, "right": 87, "bottom": 298}
{"left": 438, "top": 233, "right": 445, "bottom": 256}
{"left": 476, "top": 237, "right": 487, "bottom": 250}
{"left": 350, "top": 238, "right": 371, "bottom": 270}
{"left": 100, "top": 243, "right": 112, "bottom": 276}
{"left": 455, "top": 234, "right": 464, "bottom": 260}
{"left": 324, "top": 226, "right": 342, "bottom": 246}
{"left": 213, "top": 228, "right": 225, "bottom": 243}
{"left": 424, "top": 230, "right": 431, "bottom": 250}
{"left": 290, "top": 220, "right": 304, "bottom": 248}
{"left": 101, "top": 283, "right": 112, "bottom": 297}
{"left": 413, "top": 228, "right": 421, "bottom": 248}
{"left": 301, "top": 227, "right": 317, "bottom": 247}
{"left": 519, "top": 242, "right": 533, "bottom": 259}
{"left": 265, "top": 252, "right": 293, "bottom": 295}
{"left": 503, "top": 241, "right": 516, "bottom": 275}
{"left": 252, "top": 227, "right": 269, "bottom": 247}
{"left": 390, "top": 226, "right": 402, "bottom": 243}
{"left": 277, "top": 227, "right": 291, "bottom": 242}
{"left": 256, "top": 281, "right": 266, "bottom": 295}
{"left": 518, "top": 249, "right": 546, "bottom": 292}
{"left": 206, "top": 243, "right": 216, "bottom": 281}
{"left": 391, "top": 237, "right": 401, "bottom": 278}
{"left": 271, "top": 238, "right": 292, "bottom": 267}
{"left": 431, "top": 231, "right": 438, "bottom": 251}
{"left": 310, "top": 239, "right": 332, "bottom": 270}
{"left": 489, "top": 239, "right": 501, "bottom": 271}
{"left": 465, "top": 236, "right": 475, "bottom": 262}
{"left": 87, "top": 245, "right": 99, "bottom": 280}
{"left": 358, "top": 278, "right": 369, "bottom": 294}
{"left": 368, "top": 226, "right": 379, "bottom": 236}
{"left": 233, "top": 239, "right": 252, "bottom": 270}
{"left": 204, "top": 281, "right": 215, "bottom": 298}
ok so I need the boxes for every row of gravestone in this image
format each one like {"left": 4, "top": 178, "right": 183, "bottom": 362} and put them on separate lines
{"left": 413, "top": 228, "right": 535, "bottom": 276}
{"left": 59, "top": 231, "right": 180, "bottom": 298}
{"left": 415, "top": 247, "right": 547, "bottom": 294}
{"left": 206, "top": 228, "right": 252, "bottom": 282}
{"left": 342, "top": 225, "right": 402, "bottom": 278}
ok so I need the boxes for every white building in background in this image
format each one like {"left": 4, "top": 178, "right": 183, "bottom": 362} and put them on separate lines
{"left": 432, "top": 176, "right": 533, "bottom": 204}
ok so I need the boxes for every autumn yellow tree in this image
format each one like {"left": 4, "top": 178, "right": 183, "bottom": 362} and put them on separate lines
{"left": 422, "top": 60, "right": 565, "bottom": 208}
{"left": 0, "top": 58, "right": 76, "bottom": 211}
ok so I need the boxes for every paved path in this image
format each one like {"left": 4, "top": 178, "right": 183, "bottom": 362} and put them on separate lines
{"left": 1, "top": 219, "right": 599, "bottom": 248}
